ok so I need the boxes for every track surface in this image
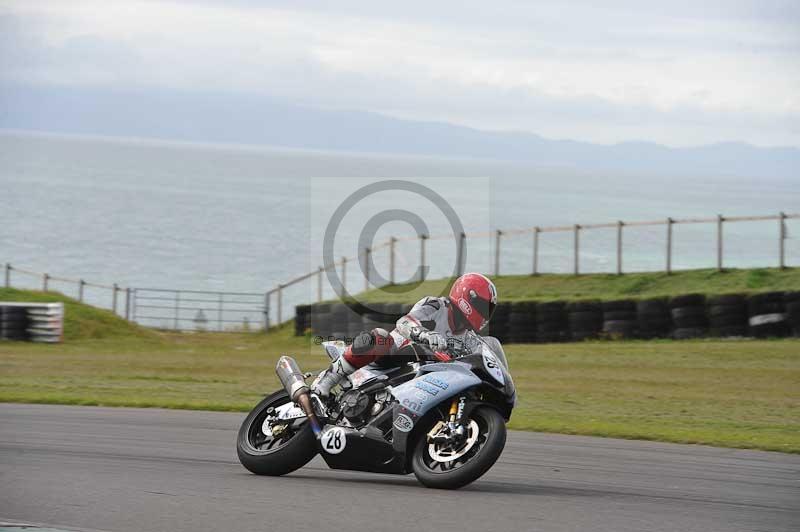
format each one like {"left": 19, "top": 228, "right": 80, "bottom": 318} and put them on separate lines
{"left": 1, "top": 404, "right": 798, "bottom": 532}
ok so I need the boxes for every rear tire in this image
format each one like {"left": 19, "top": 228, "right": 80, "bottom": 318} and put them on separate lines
{"left": 236, "top": 390, "right": 318, "bottom": 476}
{"left": 411, "top": 406, "right": 506, "bottom": 490}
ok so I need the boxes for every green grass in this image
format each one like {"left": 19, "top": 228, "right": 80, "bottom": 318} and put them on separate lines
{"left": 357, "top": 267, "right": 800, "bottom": 304}
{"left": 2, "top": 285, "right": 799, "bottom": 453}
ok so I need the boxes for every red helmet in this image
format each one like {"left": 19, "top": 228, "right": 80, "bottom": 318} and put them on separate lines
{"left": 448, "top": 273, "right": 498, "bottom": 331}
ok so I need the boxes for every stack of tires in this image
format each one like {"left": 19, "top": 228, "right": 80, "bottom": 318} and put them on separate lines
{"left": 566, "top": 300, "right": 603, "bottom": 341}
{"left": 309, "top": 303, "right": 332, "bottom": 338}
{"left": 669, "top": 294, "right": 707, "bottom": 339}
{"left": 747, "top": 292, "right": 788, "bottom": 338}
{"left": 636, "top": 298, "right": 671, "bottom": 339}
{"left": 345, "top": 303, "right": 368, "bottom": 339}
{"left": 508, "top": 302, "right": 536, "bottom": 343}
{"left": 707, "top": 294, "right": 747, "bottom": 337}
{"left": 601, "top": 299, "right": 637, "bottom": 339}
{"left": 294, "top": 304, "right": 312, "bottom": 336}
{"left": 786, "top": 292, "right": 800, "bottom": 337}
{"left": 0, "top": 306, "right": 29, "bottom": 341}
{"left": 329, "top": 303, "right": 352, "bottom": 342}
{"left": 536, "top": 301, "right": 567, "bottom": 343}
{"left": 26, "top": 304, "right": 64, "bottom": 343}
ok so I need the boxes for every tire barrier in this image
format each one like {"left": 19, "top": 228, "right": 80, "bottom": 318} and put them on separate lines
{"left": 485, "top": 302, "right": 511, "bottom": 344}
{"left": 509, "top": 302, "right": 536, "bottom": 344}
{"left": 294, "top": 304, "right": 312, "bottom": 336}
{"left": 0, "top": 303, "right": 64, "bottom": 342}
{"left": 636, "top": 298, "right": 671, "bottom": 339}
{"left": 296, "top": 292, "right": 798, "bottom": 343}
{"left": 567, "top": 300, "right": 602, "bottom": 341}
{"left": 602, "top": 299, "right": 637, "bottom": 339}
{"left": 707, "top": 294, "right": 747, "bottom": 338}
{"left": 669, "top": 294, "right": 707, "bottom": 340}
{"left": 747, "top": 292, "right": 788, "bottom": 338}
{"left": 536, "top": 301, "right": 567, "bottom": 343}
{"left": 786, "top": 291, "right": 800, "bottom": 338}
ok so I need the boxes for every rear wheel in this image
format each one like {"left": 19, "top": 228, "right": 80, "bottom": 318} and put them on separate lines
{"left": 411, "top": 406, "right": 506, "bottom": 490}
{"left": 236, "top": 390, "right": 317, "bottom": 476}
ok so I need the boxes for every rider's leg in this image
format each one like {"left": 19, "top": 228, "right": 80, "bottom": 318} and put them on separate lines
{"left": 311, "top": 328, "right": 394, "bottom": 397}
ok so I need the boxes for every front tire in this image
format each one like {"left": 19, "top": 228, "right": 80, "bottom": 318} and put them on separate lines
{"left": 411, "top": 406, "right": 506, "bottom": 489}
{"left": 237, "top": 390, "right": 317, "bottom": 476}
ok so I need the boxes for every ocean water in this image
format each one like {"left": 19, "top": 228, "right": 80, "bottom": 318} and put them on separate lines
{"left": 1, "top": 131, "right": 798, "bottom": 322}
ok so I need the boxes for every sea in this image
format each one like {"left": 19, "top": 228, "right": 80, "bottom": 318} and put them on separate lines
{"left": 1, "top": 131, "right": 798, "bottom": 319}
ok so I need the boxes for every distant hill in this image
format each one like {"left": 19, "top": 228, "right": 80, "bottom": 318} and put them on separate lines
{"left": 1, "top": 84, "right": 797, "bottom": 179}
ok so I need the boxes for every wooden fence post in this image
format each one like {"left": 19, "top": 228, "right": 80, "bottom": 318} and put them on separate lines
{"left": 174, "top": 291, "right": 180, "bottom": 330}
{"left": 43, "top": 273, "right": 49, "bottom": 292}
{"left": 125, "top": 288, "right": 131, "bottom": 321}
{"left": 616, "top": 221, "right": 623, "bottom": 275}
{"left": 217, "top": 293, "right": 223, "bottom": 331}
{"left": 277, "top": 285, "right": 283, "bottom": 325}
{"left": 666, "top": 218, "right": 673, "bottom": 274}
{"left": 4, "top": 263, "right": 10, "bottom": 288}
{"left": 456, "top": 232, "right": 466, "bottom": 276}
{"left": 264, "top": 292, "right": 271, "bottom": 331}
{"left": 79, "top": 279, "right": 85, "bottom": 302}
{"left": 494, "top": 230, "right": 502, "bottom": 276}
{"left": 532, "top": 227, "right": 539, "bottom": 275}
{"left": 573, "top": 225, "right": 580, "bottom": 275}
{"left": 779, "top": 212, "right": 787, "bottom": 269}
{"left": 717, "top": 214, "right": 724, "bottom": 271}
{"left": 112, "top": 283, "right": 118, "bottom": 314}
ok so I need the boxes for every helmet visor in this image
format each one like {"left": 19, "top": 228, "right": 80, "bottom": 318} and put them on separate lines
{"left": 469, "top": 291, "right": 496, "bottom": 322}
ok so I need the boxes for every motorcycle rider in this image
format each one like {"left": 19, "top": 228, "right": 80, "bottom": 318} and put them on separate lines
{"left": 312, "top": 272, "right": 498, "bottom": 397}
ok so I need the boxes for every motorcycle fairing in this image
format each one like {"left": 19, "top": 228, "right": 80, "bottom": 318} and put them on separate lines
{"left": 389, "top": 362, "right": 481, "bottom": 453}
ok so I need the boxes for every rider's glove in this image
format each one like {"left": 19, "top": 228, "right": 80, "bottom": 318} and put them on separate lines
{"left": 417, "top": 330, "right": 448, "bottom": 351}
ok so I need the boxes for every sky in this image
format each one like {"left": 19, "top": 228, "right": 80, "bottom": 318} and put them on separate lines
{"left": 1, "top": 0, "right": 799, "bottom": 148}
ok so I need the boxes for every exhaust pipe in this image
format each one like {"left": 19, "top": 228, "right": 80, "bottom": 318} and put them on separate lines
{"left": 276, "top": 356, "right": 322, "bottom": 437}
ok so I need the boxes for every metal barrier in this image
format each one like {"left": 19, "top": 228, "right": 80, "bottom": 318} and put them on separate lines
{"left": 131, "top": 288, "right": 267, "bottom": 332}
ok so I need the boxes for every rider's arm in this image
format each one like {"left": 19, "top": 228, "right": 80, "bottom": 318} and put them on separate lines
{"left": 394, "top": 297, "right": 448, "bottom": 351}
{"left": 395, "top": 297, "right": 438, "bottom": 339}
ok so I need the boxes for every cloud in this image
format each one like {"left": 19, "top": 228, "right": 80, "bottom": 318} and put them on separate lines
{"left": 1, "top": 0, "right": 798, "bottom": 147}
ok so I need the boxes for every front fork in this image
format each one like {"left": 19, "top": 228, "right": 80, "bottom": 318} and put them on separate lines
{"left": 427, "top": 395, "right": 467, "bottom": 444}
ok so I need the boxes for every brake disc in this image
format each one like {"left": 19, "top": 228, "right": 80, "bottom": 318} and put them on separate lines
{"left": 427, "top": 419, "right": 479, "bottom": 463}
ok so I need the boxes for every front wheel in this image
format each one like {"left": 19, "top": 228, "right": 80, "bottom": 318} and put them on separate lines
{"left": 237, "top": 390, "right": 317, "bottom": 476}
{"left": 411, "top": 405, "right": 506, "bottom": 489}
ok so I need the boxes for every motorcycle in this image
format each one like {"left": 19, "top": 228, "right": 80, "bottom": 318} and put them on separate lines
{"left": 236, "top": 331, "right": 516, "bottom": 489}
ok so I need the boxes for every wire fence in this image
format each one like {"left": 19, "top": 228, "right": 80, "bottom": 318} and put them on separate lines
{"left": 2, "top": 211, "right": 797, "bottom": 332}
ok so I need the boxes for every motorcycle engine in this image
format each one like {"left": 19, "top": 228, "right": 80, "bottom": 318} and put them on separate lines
{"left": 339, "top": 389, "right": 372, "bottom": 423}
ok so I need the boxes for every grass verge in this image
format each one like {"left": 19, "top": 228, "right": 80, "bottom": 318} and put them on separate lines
{"left": 0, "top": 323, "right": 797, "bottom": 453}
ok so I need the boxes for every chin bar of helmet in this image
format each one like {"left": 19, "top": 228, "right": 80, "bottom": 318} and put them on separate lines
{"left": 275, "top": 355, "right": 322, "bottom": 437}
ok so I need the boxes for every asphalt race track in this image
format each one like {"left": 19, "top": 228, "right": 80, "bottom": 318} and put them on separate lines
{"left": 1, "top": 404, "right": 798, "bottom": 532}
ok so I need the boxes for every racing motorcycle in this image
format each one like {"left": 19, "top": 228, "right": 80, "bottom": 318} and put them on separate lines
{"left": 236, "top": 331, "right": 516, "bottom": 489}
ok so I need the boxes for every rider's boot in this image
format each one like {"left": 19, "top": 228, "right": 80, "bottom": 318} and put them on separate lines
{"left": 311, "top": 356, "right": 357, "bottom": 398}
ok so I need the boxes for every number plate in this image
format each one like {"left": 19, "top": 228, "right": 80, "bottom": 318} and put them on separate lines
{"left": 321, "top": 426, "right": 347, "bottom": 454}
